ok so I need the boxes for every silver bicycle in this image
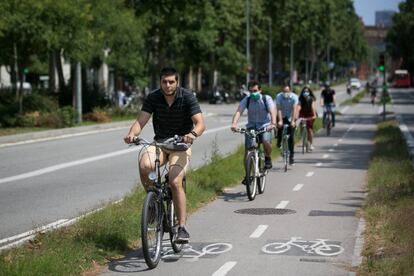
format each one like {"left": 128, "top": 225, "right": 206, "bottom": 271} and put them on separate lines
{"left": 234, "top": 127, "right": 268, "bottom": 200}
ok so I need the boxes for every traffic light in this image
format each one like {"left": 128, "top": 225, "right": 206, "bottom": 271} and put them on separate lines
{"left": 379, "top": 53, "right": 385, "bottom": 72}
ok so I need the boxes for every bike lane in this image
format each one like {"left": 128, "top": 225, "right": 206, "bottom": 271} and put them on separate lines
{"left": 102, "top": 95, "right": 378, "bottom": 275}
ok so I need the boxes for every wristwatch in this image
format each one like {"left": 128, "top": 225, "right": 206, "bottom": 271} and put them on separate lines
{"left": 190, "top": 130, "right": 198, "bottom": 137}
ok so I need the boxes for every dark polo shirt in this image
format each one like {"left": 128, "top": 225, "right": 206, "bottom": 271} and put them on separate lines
{"left": 141, "top": 87, "right": 202, "bottom": 140}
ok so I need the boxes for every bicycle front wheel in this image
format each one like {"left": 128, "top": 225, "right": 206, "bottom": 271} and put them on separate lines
{"left": 283, "top": 140, "right": 289, "bottom": 172}
{"left": 245, "top": 151, "right": 257, "bottom": 200}
{"left": 141, "top": 191, "right": 163, "bottom": 269}
{"left": 257, "top": 152, "right": 266, "bottom": 194}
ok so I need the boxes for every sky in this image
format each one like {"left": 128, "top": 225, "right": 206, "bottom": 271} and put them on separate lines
{"left": 353, "top": 0, "right": 403, "bottom": 26}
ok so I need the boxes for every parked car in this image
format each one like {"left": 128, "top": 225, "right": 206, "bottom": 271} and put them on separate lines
{"left": 349, "top": 78, "right": 361, "bottom": 90}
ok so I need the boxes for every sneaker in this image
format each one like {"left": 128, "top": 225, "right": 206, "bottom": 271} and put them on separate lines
{"left": 265, "top": 157, "right": 272, "bottom": 169}
{"left": 289, "top": 158, "right": 295, "bottom": 165}
{"left": 175, "top": 226, "right": 190, "bottom": 244}
{"left": 310, "top": 144, "right": 314, "bottom": 151}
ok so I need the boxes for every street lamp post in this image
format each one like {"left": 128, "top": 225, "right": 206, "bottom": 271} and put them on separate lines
{"left": 246, "top": 0, "right": 250, "bottom": 85}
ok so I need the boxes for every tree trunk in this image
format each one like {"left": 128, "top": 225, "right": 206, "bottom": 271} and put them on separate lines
{"left": 12, "top": 42, "right": 18, "bottom": 98}
{"left": 56, "top": 50, "right": 65, "bottom": 92}
{"left": 49, "top": 51, "right": 57, "bottom": 93}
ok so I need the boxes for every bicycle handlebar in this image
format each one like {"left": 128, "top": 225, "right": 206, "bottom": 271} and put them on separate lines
{"left": 233, "top": 127, "right": 267, "bottom": 136}
{"left": 132, "top": 135, "right": 184, "bottom": 147}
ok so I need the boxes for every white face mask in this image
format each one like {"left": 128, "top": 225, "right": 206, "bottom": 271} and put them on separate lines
{"left": 283, "top": 92, "right": 290, "bottom": 99}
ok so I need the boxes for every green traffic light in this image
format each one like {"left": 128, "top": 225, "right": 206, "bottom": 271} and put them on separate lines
{"left": 379, "top": 65, "right": 385, "bottom": 72}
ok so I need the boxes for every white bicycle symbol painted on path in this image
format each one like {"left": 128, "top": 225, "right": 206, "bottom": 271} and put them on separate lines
{"left": 162, "top": 242, "right": 233, "bottom": 262}
{"left": 262, "top": 237, "right": 344, "bottom": 257}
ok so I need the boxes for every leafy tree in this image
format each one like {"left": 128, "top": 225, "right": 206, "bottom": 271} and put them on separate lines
{"left": 386, "top": 0, "right": 414, "bottom": 73}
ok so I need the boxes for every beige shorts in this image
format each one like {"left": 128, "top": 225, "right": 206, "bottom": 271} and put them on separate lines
{"left": 144, "top": 145, "right": 192, "bottom": 170}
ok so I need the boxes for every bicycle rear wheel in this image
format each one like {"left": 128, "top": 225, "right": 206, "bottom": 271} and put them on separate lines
{"left": 257, "top": 152, "right": 266, "bottom": 194}
{"left": 302, "top": 127, "right": 307, "bottom": 154}
{"left": 167, "top": 200, "right": 184, "bottom": 253}
{"left": 141, "top": 191, "right": 163, "bottom": 269}
{"left": 245, "top": 151, "right": 257, "bottom": 200}
{"left": 326, "top": 116, "right": 331, "bottom": 136}
{"left": 168, "top": 177, "right": 186, "bottom": 253}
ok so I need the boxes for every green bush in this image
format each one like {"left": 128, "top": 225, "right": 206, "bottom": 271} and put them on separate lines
{"left": 37, "top": 107, "right": 77, "bottom": 128}
{"left": 58, "top": 106, "right": 77, "bottom": 127}
{"left": 24, "top": 93, "right": 58, "bottom": 113}
{"left": 16, "top": 112, "right": 40, "bottom": 127}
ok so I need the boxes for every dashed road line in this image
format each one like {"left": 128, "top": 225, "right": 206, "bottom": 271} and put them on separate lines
{"left": 329, "top": 148, "right": 334, "bottom": 152}
{"left": 323, "top": 154, "right": 330, "bottom": 159}
{"left": 306, "top": 172, "right": 314, "bottom": 177}
{"left": 315, "top": 162, "right": 323, "bottom": 167}
{"left": 276, "top": 201, "right": 289, "bottom": 209}
{"left": 293, "top": 184, "right": 304, "bottom": 191}
{"left": 338, "top": 139, "right": 343, "bottom": 142}
{"left": 249, "top": 225, "right": 268, "bottom": 238}
{"left": 212, "top": 261, "right": 237, "bottom": 276}
{"left": 333, "top": 143, "right": 338, "bottom": 147}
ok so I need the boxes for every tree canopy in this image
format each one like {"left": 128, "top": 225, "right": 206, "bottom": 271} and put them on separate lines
{"left": 0, "top": 0, "right": 368, "bottom": 99}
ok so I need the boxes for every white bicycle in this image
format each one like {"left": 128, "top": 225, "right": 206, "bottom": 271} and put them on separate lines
{"left": 162, "top": 242, "right": 233, "bottom": 261}
{"left": 262, "top": 237, "right": 344, "bottom": 257}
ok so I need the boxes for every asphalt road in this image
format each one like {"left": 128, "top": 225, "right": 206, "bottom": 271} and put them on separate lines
{"left": 0, "top": 83, "right": 362, "bottom": 258}
{"left": 102, "top": 91, "right": 379, "bottom": 275}
{"left": 0, "top": 103, "right": 249, "bottom": 242}
{"left": 389, "top": 87, "right": 414, "bottom": 162}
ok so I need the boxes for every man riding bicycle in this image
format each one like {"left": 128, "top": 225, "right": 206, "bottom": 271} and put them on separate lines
{"left": 124, "top": 67, "right": 205, "bottom": 244}
{"left": 231, "top": 80, "right": 276, "bottom": 182}
{"left": 275, "top": 83, "right": 298, "bottom": 165}
{"left": 320, "top": 82, "right": 336, "bottom": 128}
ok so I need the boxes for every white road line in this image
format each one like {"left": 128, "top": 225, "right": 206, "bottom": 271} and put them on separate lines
{"left": 0, "top": 125, "right": 233, "bottom": 185}
{"left": 315, "top": 162, "right": 323, "bottom": 167}
{"left": 0, "top": 199, "right": 119, "bottom": 252}
{"left": 293, "top": 184, "right": 304, "bottom": 191}
{"left": 0, "top": 112, "right": 218, "bottom": 148}
{"left": 249, "top": 225, "right": 268, "bottom": 238}
{"left": 323, "top": 154, "right": 330, "bottom": 159}
{"left": 0, "top": 126, "right": 130, "bottom": 148}
{"left": 306, "top": 172, "right": 314, "bottom": 177}
{"left": 0, "top": 219, "right": 68, "bottom": 245}
{"left": 329, "top": 148, "right": 334, "bottom": 152}
{"left": 212, "top": 261, "right": 237, "bottom": 276}
{"left": 276, "top": 201, "right": 289, "bottom": 209}
{"left": 334, "top": 143, "right": 338, "bottom": 147}
{"left": 0, "top": 148, "right": 136, "bottom": 184}
{"left": 338, "top": 139, "right": 343, "bottom": 142}
{"left": 0, "top": 234, "right": 36, "bottom": 251}
{"left": 341, "top": 106, "right": 350, "bottom": 114}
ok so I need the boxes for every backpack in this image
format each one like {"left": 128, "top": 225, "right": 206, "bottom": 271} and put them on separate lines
{"left": 246, "top": 94, "right": 271, "bottom": 113}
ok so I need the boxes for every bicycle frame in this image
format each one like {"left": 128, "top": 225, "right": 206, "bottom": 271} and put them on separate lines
{"left": 133, "top": 136, "right": 185, "bottom": 268}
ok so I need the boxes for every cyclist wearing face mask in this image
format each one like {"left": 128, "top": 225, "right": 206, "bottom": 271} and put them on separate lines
{"left": 298, "top": 85, "right": 317, "bottom": 151}
{"left": 275, "top": 84, "right": 299, "bottom": 165}
{"left": 231, "top": 80, "right": 276, "bottom": 181}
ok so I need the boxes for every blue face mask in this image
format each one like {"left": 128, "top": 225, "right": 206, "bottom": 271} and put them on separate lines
{"left": 303, "top": 91, "right": 310, "bottom": 97}
{"left": 250, "top": 92, "right": 261, "bottom": 101}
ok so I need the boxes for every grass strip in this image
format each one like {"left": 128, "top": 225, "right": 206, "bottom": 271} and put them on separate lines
{"left": 341, "top": 88, "right": 367, "bottom": 106}
{"left": 358, "top": 120, "right": 414, "bottom": 276}
{"left": 0, "top": 120, "right": 322, "bottom": 275}
{"left": 0, "top": 143, "right": 248, "bottom": 275}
